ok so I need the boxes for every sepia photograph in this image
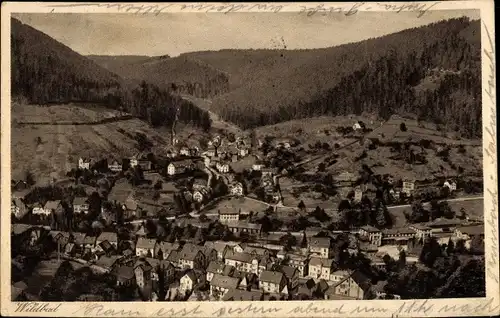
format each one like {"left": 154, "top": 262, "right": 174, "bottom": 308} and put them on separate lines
{"left": 1, "top": 1, "right": 498, "bottom": 317}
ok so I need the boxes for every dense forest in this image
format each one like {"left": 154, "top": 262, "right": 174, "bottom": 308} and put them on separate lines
{"left": 11, "top": 18, "right": 211, "bottom": 131}
{"left": 209, "top": 18, "right": 481, "bottom": 137}
{"left": 89, "top": 55, "right": 230, "bottom": 99}
{"left": 174, "top": 18, "right": 481, "bottom": 137}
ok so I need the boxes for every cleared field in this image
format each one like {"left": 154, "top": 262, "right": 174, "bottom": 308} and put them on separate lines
{"left": 11, "top": 104, "right": 173, "bottom": 184}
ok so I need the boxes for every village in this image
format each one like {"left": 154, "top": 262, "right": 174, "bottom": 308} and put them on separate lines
{"left": 11, "top": 121, "right": 485, "bottom": 302}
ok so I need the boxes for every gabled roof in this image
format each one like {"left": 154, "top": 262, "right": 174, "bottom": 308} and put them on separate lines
{"left": 211, "top": 274, "right": 240, "bottom": 289}
{"left": 136, "top": 237, "right": 156, "bottom": 250}
{"left": 222, "top": 289, "right": 262, "bottom": 301}
{"left": 83, "top": 236, "right": 96, "bottom": 245}
{"left": 349, "top": 270, "right": 372, "bottom": 292}
{"left": 11, "top": 224, "right": 33, "bottom": 235}
{"left": 204, "top": 241, "right": 229, "bottom": 254}
{"left": 360, "top": 225, "right": 380, "bottom": 233}
{"left": 73, "top": 197, "right": 88, "bottom": 206}
{"left": 114, "top": 265, "right": 135, "bottom": 281}
{"left": 260, "top": 270, "right": 285, "bottom": 285}
{"left": 278, "top": 265, "right": 298, "bottom": 280}
{"left": 97, "top": 232, "right": 117, "bottom": 243}
{"left": 309, "top": 237, "right": 331, "bottom": 248}
{"left": 309, "top": 257, "right": 335, "bottom": 268}
{"left": 179, "top": 249, "right": 201, "bottom": 262}
{"left": 457, "top": 225, "right": 484, "bottom": 236}
{"left": 44, "top": 200, "right": 61, "bottom": 211}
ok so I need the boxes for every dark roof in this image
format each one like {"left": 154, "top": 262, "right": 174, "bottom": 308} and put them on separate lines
{"left": 457, "top": 225, "right": 484, "bottom": 236}
{"left": 136, "top": 237, "right": 156, "bottom": 249}
{"left": 97, "top": 232, "right": 117, "bottom": 243}
{"left": 222, "top": 289, "right": 263, "bottom": 301}
{"left": 279, "top": 265, "right": 298, "bottom": 280}
{"left": 349, "top": 271, "right": 372, "bottom": 292}
{"left": 382, "top": 228, "right": 416, "bottom": 235}
{"left": 115, "top": 265, "right": 135, "bottom": 281}
{"left": 360, "top": 225, "right": 380, "bottom": 233}
{"left": 259, "top": 270, "right": 285, "bottom": 285}
{"left": 211, "top": 274, "right": 240, "bottom": 289}
{"left": 309, "top": 237, "right": 331, "bottom": 248}
{"left": 73, "top": 197, "right": 88, "bottom": 206}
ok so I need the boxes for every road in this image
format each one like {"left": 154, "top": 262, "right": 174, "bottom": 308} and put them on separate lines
{"left": 386, "top": 195, "right": 484, "bottom": 210}
{"left": 125, "top": 194, "right": 483, "bottom": 225}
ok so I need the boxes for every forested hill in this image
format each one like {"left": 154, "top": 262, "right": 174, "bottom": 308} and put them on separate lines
{"left": 10, "top": 18, "right": 211, "bottom": 131}
{"left": 186, "top": 17, "right": 480, "bottom": 138}
{"left": 89, "top": 55, "right": 230, "bottom": 98}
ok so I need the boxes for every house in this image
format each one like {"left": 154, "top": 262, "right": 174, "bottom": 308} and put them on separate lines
{"left": 11, "top": 224, "right": 33, "bottom": 237}
{"left": 210, "top": 274, "right": 240, "bottom": 299}
{"left": 78, "top": 157, "right": 93, "bottom": 170}
{"left": 96, "top": 232, "right": 118, "bottom": 249}
{"left": 325, "top": 271, "right": 371, "bottom": 300}
{"left": 454, "top": 225, "right": 484, "bottom": 249}
{"left": 49, "top": 231, "right": 70, "bottom": 247}
{"left": 329, "top": 270, "right": 351, "bottom": 283}
{"left": 178, "top": 249, "right": 205, "bottom": 270}
{"left": 308, "top": 237, "right": 332, "bottom": 259}
{"left": 206, "top": 145, "right": 216, "bottom": 157}
{"left": 154, "top": 241, "right": 180, "bottom": 260}
{"left": 136, "top": 238, "right": 156, "bottom": 257}
{"left": 278, "top": 265, "right": 299, "bottom": 290}
{"left": 229, "top": 182, "right": 244, "bottom": 196}
{"left": 354, "top": 188, "right": 363, "bottom": 202}
{"left": 224, "top": 251, "right": 270, "bottom": 275}
{"left": 287, "top": 253, "right": 309, "bottom": 277}
{"left": 12, "top": 180, "right": 29, "bottom": 192}
{"left": 216, "top": 161, "right": 230, "bottom": 174}
{"left": 113, "top": 264, "right": 136, "bottom": 287}
{"left": 409, "top": 224, "right": 432, "bottom": 240}
{"left": 134, "top": 259, "right": 153, "bottom": 289}
{"left": 206, "top": 261, "right": 235, "bottom": 282}
{"left": 11, "top": 198, "right": 27, "bottom": 219}
{"left": 129, "top": 156, "right": 139, "bottom": 168}
{"left": 167, "top": 160, "right": 193, "bottom": 175}
{"left": 179, "top": 146, "right": 191, "bottom": 156}
{"left": 179, "top": 270, "right": 201, "bottom": 295}
{"left": 94, "top": 255, "right": 121, "bottom": 272}
{"left": 308, "top": 257, "right": 336, "bottom": 280}
{"left": 108, "top": 187, "right": 138, "bottom": 219}
{"left": 218, "top": 209, "right": 241, "bottom": 223}
{"left": 443, "top": 180, "right": 457, "bottom": 192}
{"left": 108, "top": 160, "right": 123, "bottom": 172}
{"left": 73, "top": 197, "right": 89, "bottom": 214}
{"left": 426, "top": 218, "right": 462, "bottom": 234}
{"left": 146, "top": 259, "right": 175, "bottom": 283}
{"left": 402, "top": 180, "right": 416, "bottom": 196}
{"left": 138, "top": 159, "right": 152, "bottom": 171}
{"left": 252, "top": 163, "right": 264, "bottom": 171}
{"left": 359, "top": 225, "right": 382, "bottom": 246}
{"left": 204, "top": 241, "right": 232, "bottom": 261}
{"left": 261, "top": 168, "right": 276, "bottom": 177}
{"left": 259, "top": 271, "right": 288, "bottom": 294}
{"left": 193, "top": 187, "right": 210, "bottom": 203}
{"left": 381, "top": 228, "right": 416, "bottom": 246}
{"left": 352, "top": 121, "right": 365, "bottom": 131}
{"left": 83, "top": 236, "right": 97, "bottom": 250}
{"left": 34, "top": 200, "right": 63, "bottom": 216}
{"left": 226, "top": 221, "right": 262, "bottom": 236}
{"left": 222, "top": 289, "right": 263, "bottom": 301}
{"left": 243, "top": 246, "right": 271, "bottom": 258}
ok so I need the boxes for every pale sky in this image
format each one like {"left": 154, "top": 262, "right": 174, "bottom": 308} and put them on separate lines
{"left": 13, "top": 10, "right": 479, "bottom": 56}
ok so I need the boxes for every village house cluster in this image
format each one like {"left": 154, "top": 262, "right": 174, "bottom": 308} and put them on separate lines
{"left": 11, "top": 128, "right": 484, "bottom": 302}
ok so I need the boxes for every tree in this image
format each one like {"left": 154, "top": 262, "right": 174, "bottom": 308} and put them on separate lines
{"left": 419, "top": 237, "right": 442, "bottom": 268}
{"left": 398, "top": 249, "right": 407, "bottom": 270}
{"left": 194, "top": 227, "right": 205, "bottom": 244}
{"left": 280, "top": 233, "right": 297, "bottom": 251}
{"left": 25, "top": 171, "right": 35, "bottom": 186}
{"left": 300, "top": 231, "right": 307, "bottom": 248}
{"left": 446, "top": 238, "right": 455, "bottom": 255}
{"left": 400, "top": 122, "right": 408, "bottom": 132}
{"left": 297, "top": 200, "right": 306, "bottom": 211}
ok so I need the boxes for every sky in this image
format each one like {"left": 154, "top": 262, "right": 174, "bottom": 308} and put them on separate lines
{"left": 13, "top": 10, "right": 480, "bottom": 56}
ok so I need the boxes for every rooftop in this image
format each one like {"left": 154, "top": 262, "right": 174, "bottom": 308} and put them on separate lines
{"left": 259, "top": 270, "right": 285, "bottom": 285}
{"left": 211, "top": 274, "right": 240, "bottom": 289}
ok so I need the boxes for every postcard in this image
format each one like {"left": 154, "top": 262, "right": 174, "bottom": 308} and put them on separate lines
{"left": 1, "top": 1, "right": 498, "bottom": 317}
